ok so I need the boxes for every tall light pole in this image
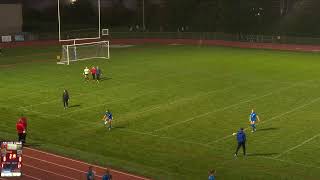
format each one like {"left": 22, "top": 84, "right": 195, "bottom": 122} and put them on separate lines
{"left": 142, "top": 0, "right": 145, "bottom": 31}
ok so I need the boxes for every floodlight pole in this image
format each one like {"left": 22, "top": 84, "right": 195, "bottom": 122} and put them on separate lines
{"left": 58, "top": 0, "right": 61, "bottom": 41}
{"left": 98, "top": 0, "right": 101, "bottom": 38}
{"left": 142, "top": 0, "right": 145, "bottom": 31}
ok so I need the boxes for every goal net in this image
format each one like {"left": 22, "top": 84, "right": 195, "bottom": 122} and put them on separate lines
{"left": 59, "top": 41, "right": 110, "bottom": 65}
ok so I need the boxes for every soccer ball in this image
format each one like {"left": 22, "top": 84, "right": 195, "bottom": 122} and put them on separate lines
{"left": 104, "top": 121, "right": 108, "bottom": 125}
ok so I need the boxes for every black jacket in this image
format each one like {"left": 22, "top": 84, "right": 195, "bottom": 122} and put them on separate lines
{"left": 63, "top": 91, "right": 69, "bottom": 100}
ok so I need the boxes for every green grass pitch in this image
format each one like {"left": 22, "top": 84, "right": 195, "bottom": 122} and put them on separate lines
{"left": 1, "top": 44, "right": 320, "bottom": 180}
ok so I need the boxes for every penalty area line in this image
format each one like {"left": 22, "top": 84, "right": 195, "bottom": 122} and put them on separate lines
{"left": 205, "top": 96, "right": 320, "bottom": 145}
{"left": 273, "top": 133, "right": 320, "bottom": 159}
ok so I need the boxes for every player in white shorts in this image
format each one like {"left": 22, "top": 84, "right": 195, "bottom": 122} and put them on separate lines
{"left": 83, "top": 67, "right": 90, "bottom": 81}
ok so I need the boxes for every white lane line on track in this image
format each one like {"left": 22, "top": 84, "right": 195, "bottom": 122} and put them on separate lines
{"left": 24, "top": 148, "right": 150, "bottom": 180}
{"left": 23, "top": 155, "right": 103, "bottom": 178}
{"left": 24, "top": 164, "right": 78, "bottom": 180}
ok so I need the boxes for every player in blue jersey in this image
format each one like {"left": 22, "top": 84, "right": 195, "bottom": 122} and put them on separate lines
{"left": 208, "top": 169, "right": 216, "bottom": 180}
{"left": 102, "top": 110, "right": 113, "bottom": 131}
{"left": 249, "top": 109, "right": 260, "bottom": 132}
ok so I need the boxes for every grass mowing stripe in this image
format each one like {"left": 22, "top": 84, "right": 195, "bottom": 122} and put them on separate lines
{"left": 17, "top": 68, "right": 234, "bottom": 110}
{"left": 64, "top": 83, "right": 239, "bottom": 119}
{"left": 61, "top": 90, "right": 158, "bottom": 117}
{"left": 53, "top": 81, "right": 319, "bottom": 149}
{"left": 151, "top": 80, "right": 313, "bottom": 133}
{"left": 273, "top": 133, "right": 320, "bottom": 159}
{"left": 261, "top": 156, "right": 320, "bottom": 169}
{"left": 114, "top": 96, "right": 320, "bottom": 165}
{"left": 206, "top": 96, "right": 320, "bottom": 144}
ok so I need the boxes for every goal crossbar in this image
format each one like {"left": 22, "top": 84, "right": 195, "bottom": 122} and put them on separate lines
{"left": 59, "top": 40, "right": 110, "bottom": 65}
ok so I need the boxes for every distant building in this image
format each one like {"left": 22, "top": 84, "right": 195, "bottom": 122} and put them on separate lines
{"left": 0, "top": 0, "right": 23, "bottom": 34}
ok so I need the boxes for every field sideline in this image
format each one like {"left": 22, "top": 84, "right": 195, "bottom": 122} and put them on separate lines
{"left": 1, "top": 44, "right": 320, "bottom": 179}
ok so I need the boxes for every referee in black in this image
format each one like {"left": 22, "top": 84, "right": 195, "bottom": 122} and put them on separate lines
{"left": 234, "top": 128, "right": 246, "bottom": 157}
{"left": 62, "top": 89, "right": 69, "bottom": 109}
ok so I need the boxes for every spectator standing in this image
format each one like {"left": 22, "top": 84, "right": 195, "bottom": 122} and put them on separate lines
{"left": 96, "top": 66, "right": 102, "bottom": 82}
{"left": 62, "top": 89, "right": 70, "bottom": 109}
{"left": 234, "top": 128, "right": 246, "bottom": 157}
{"left": 86, "top": 166, "right": 95, "bottom": 180}
{"left": 91, "top": 66, "right": 97, "bottom": 80}
{"left": 102, "top": 169, "right": 112, "bottom": 180}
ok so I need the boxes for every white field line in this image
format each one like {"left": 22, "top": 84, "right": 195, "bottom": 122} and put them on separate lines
{"left": 24, "top": 164, "right": 78, "bottom": 180}
{"left": 24, "top": 147, "right": 151, "bottom": 180}
{"left": 206, "top": 96, "right": 320, "bottom": 145}
{"left": 121, "top": 129, "right": 212, "bottom": 148}
{"left": 116, "top": 85, "right": 238, "bottom": 121}
{"left": 22, "top": 77, "right": 239, "bottom": 120}
{"left": 65, "top": 84, "right": 238, "bottom": 121}
{"left": 121, "top": 96, "right": 320, "bottom": 149}
{"left": 23, "top": 155, "right": 103, "bottom": 178}
{"left": 12, "top": 84, "right": 237, "bottom": 134}
{"left": 1, "top": 90, "right": 48, "bottom": 101}
{"left": 273, "top": 133, "right": 320, "bottom": 159}
{"left": 23, "top": 173, "right": 42, "bottom": 180}
{"left": 118, "top": 95, "right": 320, "bottom": 170}
{"left": 152, "top": 81, "right": 307, "bottom": 133}
{"left": 61, "top": 90, "right": 159, "bottom": 117}
{"left": 21, "top": 109, "right": 60, "bottom": 118}
{"left": 261, "top": 156, "right": 320, "bottom": 169}
{"left": 18, "top": 72, "right": 235, "bottom": 110}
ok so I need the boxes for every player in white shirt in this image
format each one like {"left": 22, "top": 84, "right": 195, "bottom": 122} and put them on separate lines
{"left": 83, "top": 67, "right": 90, "bottom": 81}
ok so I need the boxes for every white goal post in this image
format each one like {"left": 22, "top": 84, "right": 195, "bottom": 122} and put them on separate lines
{"left": 58, "top": 41, "right": 110, "bottom": 65}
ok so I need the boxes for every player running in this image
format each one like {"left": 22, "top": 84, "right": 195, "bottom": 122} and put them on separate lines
{"left": 83, "top": 67, "right": 90, "bottom": 81}
{"left": 249, "top": 109, "right": 260, "bottom": 132}
{"left": 102, "top": 110, "right": 113, "bottom": 131}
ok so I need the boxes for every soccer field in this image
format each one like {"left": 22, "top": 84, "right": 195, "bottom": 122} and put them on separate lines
{"left": 1, "top": 44, "right": 320, "bottom": 180}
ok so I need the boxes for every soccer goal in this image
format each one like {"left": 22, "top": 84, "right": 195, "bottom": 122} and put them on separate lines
{"left": 59, "top": 41, "right": 110, "bottom": 65}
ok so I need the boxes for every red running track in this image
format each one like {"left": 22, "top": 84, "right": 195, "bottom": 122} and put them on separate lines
{"left": 0, "top": 147, "right": 151, "bottom": 180}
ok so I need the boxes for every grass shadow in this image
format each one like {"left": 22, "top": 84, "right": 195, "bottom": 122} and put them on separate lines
{"left": 69, "top": 104, "right": 80, "bottom": 108}
{"left": 113, "top": 126, "right": 126, "bottom": 129}
{"left": 258, "top": 127, "right": 278, "bottom": 131}
{"left": 100, "top": 77, "right": 112, "bottom": 81}
{"left": 246, "top": 153, "right": 278, "bottom": 157}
